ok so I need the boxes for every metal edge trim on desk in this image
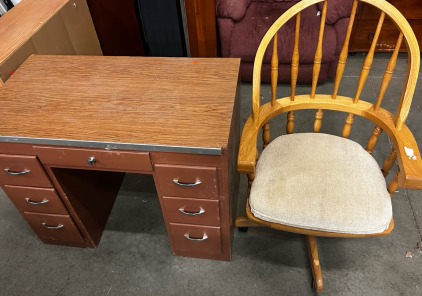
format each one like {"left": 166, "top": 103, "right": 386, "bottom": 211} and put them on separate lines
{"left": 0, "top": 136, "right": 223, "bottom": 155}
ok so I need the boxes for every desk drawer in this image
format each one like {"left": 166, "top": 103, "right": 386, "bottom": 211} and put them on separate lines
{"left": 0, "top": 154, "right": 52, "bottom": 187}
{"left": 23, "top": 212, "right": 85, "bottom": 246}
{"left": 155, "top": 165, "right": 218, "bottom": 199}
{"left": 169, "top": 223, "right": 222, "bottom": 257}
{"left": 4, "top": 185, "right": 68, "bottom": 214}
{"left": 34, "top": 147, "right": 152, "bottom": 172}
{"left": 163, "top": 196, "right": 220, "bottom": 226}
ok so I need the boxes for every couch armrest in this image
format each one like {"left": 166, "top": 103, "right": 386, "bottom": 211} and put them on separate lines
{"left": 216, "top": 0, "right": 252, "bottom": 22}
{"left": 318, "top": 0, "right": 355, "bottom": 25}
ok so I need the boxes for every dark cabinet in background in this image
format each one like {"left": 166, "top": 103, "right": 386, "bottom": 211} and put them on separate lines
{"left": 85, "top": 0, "right": 217, "bottom": 58}
{"left": 85, "top": 0, "right": 145, "bottom": 56}
{"left": 350, "top": 0, "right": 422, "bottom": 52}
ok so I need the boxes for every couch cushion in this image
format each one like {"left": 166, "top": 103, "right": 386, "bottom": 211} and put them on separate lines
{"left": 229, "top": 1, "right": 336, "bottom": 64}
{"left": 249, "top": 133, "right": 392, "bottom": 234}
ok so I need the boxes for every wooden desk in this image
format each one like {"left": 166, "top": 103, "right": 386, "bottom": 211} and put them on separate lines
{"left": 0, "top": 55, "right": 240, "bottom": 261}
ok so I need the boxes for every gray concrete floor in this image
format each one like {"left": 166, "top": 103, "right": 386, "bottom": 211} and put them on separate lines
{"left": 1, "top": 53, "right": 421, "bottom": 295}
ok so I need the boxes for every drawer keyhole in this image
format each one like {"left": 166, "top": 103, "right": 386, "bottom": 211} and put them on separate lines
{"left": 87, "top": 157, "right": 96, "bottom": 165}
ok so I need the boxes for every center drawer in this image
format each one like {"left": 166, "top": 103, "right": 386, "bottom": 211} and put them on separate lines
{"left": 34, "top": 146, "right": 152, "bottom": 172}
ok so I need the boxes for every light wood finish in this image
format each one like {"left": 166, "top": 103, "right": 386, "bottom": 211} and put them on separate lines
{"left": 271, "top": 33, "right": 279, "bottom": 106}
{"left": 311, "top": 1, "right": 327, "bottom": 99}
{"left": 366, "top": 125, "right": 383, "bottom": 154}
{"left": 0, "top": 56, "right": 240, "bottom": 150}
{"left": 286, "top": 111, "right": 295, "bottom": 134}
{"left": 355, "top": 12, "right": 385, "bottom": 104}
{"left": 311, "top": 2, "right": 326, "bottom": 134}
{"left": 290, "top": 13, "right": 301, "bottom": 102}
{"left": 238, "top": 94, "right": 422, "bottom": 189}
{"left": 313, "top": 109, "right": 324, "bottom": 133}
{"left": 388, "top": 170, "right": 400, "bottom": 197}
{"left": 332, "top": 0, "right": 359, "bottom": 100}
{"left": 343, "top": 9, "right": 385, "bottom": 138}
{"left": 239, "top": 0, "right": 421, "bottom": 292}
{"left": 382, "top": 148, "right": 397, "bottom": 177}
{"left": 342, "top": 113, "right": 355, "bottom": 138}
{"left": 375, "top": 33, "right": 403, "bottom": 111}
{"left": 0, "top": 0, "right": 101, "bottom": 84}
{"left": 306, "top": 235, "right": 323, "bottom": 292}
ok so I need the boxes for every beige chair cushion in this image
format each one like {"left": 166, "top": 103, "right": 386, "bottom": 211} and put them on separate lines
{"left": 250, "top": 133, "right": 392, "bottom": 234}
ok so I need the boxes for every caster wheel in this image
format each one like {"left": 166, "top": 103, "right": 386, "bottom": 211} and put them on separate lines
{"left": 238, "top": 227, "right": 249, "bottom": 232}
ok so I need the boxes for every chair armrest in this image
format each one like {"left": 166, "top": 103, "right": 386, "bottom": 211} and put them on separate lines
{"left": 389, "top": 124, "right": 422, "bottom": 189}
{"left": 216, "top": 0, "right": 252, "bottom": 22}
{"left": 238, "top": 115, "right": 259, "bottom": 174}
{"left": 318, "top": 0, "right": 355, "bottom": 25}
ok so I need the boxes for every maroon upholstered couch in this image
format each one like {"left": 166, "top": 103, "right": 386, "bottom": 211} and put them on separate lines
{"left": 216, "top": 0, "right": 354, "bottom": 83}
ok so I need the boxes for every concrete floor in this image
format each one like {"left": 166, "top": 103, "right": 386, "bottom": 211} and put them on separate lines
{"left": 0, "top": 53, "right": 421, "bottom": 295}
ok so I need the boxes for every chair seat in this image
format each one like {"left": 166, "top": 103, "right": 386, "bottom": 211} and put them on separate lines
{"left": 249, "top": 133, "right": 392, "bottom": 234}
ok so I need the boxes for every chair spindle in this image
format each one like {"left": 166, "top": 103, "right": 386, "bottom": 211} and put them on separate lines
{"left": 366, "top": 125, "right": 383, "bottom": 154}
{"left": 311, "top": 0, "right": 327, "bottom": 99}
{"left": 286, "top": 12, "right": 300, "bottom": 135}
{"left": 291, "top": 12, "right": 300, "bottom": 101}
{"left": 287, "top": 111, "right": 295, "bottom": 134}
{"left": 332, "top": 0, "right": 358, "bottom": 100}
{"left": 311, "top": 2, "right": 327, "bottom": 134}
{"left": 387, "top": 170, "right": 400, "bottom": 197}
{"left": 354, "top": 12, "right": 385, "bottom": 104}
{"left": 271, "top": 33, "right": 279, "bottom": 106}
{"left": 342, "top": 11, "right": 385, "bottom": 139}
{"left": 314, "top": 109, "right": 324, "bottom": 133}
{"left": 382, "top": 148, "right": 397, "bottom": 177}
{"left": 263, "top": 122, "right": 270, "bottom": 148}
{"left": 375, "top": 33, "right": 403, "bottom": 111}
{"left": 342, "top": 113, "right": 354, "bottom": 138}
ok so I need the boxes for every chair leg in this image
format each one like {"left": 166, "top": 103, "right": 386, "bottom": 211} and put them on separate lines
{"left": 306, "top": 235, "right": 324, "bottom": 292}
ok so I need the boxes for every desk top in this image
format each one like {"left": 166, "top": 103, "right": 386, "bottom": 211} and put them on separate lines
{"left": 0, "top": 55, "right": 240, "bottom": 155}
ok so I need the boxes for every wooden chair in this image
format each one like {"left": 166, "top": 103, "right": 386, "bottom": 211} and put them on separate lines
{"left": 235, "top": 0, "right": 422, "bottom": 292}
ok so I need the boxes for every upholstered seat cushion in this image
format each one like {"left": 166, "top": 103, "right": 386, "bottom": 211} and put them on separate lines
{"left": 249, "top": 133, "right": 392, "bottom": 234}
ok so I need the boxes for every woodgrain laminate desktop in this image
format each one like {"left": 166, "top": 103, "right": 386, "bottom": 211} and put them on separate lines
{"left": 0, "top": 55, "right": 241, "bottom": 261}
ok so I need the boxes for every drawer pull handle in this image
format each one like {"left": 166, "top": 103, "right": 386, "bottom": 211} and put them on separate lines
{"left": 42, "top": 223, "right": 64, "bottom": 229}
{"left": 173, "top": 179, "right": 202, "bottom": 188}
{"left": 184, "top": 233, "right": 208, "bottom": 242}
{"left": 25, "top": 198, "right": 49, "bottom": 205}
{"left": 87, "top": 157, "right": 96, "bottom": 165}
{"left": 4, "top": 168, "right": 30, "bottom": 176}
{"left": 179, "top": 207, "right": 205, "bottom": 216}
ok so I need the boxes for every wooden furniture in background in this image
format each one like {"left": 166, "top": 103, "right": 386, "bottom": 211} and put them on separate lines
{"left": 184, "top": 0, "right": 218, "bottom": 57}
{"left": 0, "top": 0, "right": 101, "bottom": 85}
{"left": 235, "top": 0, "right": 422, "bottom": 292}
{"left": 0, "top": 55, "right": 240, "bottom": 261}
{"left": 350, "top": 0, "right": 422, "bottom": 51}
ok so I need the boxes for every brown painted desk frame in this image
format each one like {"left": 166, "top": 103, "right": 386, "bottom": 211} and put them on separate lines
{"left": 0, "top": 55, "right": 240, "bottom": 261}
